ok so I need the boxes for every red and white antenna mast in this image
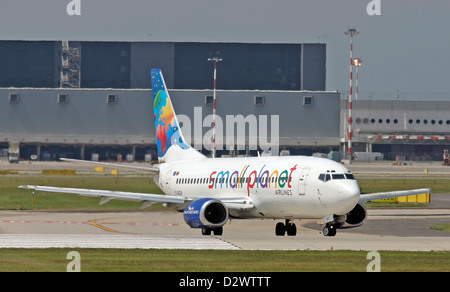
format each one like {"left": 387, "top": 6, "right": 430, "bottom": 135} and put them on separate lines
{"left": 345, "top": 28, "right": 359, "bottom": 161}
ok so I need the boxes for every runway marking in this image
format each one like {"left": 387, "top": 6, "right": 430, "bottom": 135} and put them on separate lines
{"left": 0, "top": 234, "right": 240, "bottom": 250}
{"left": 88, "top": 218, "right": 126, "bottom": 234}
{"left": 369, "top": 215, "right": 450, "bottom": 220}
{"left": 0, "top": 219, "right": 180, "bottom": 226}
{"left": 0, "top": 218, "right": 181, "bottom": 235}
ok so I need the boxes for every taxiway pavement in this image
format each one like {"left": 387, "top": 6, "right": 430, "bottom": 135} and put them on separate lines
{"left": 0, "top": 160, "right": 449, "bottom": 251}
{"left": 1, "top": 208, "right": 449, "bottom": 251}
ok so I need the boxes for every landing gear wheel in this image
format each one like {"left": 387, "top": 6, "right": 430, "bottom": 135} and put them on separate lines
{"left": 323, "top": 224, "right": 337, "bottom": 237}
{"left": 202, "top": 227, "right": 223, "bottom": 236}
{"left": 286, "top": 222, "right": 297, "bottom": 236}
{"left": 213, "top": 227, "right": 223, "bottom": 236}
{"left": 275, "top": 220, "right": 297, "bottom": 236}
{"left": 275, "top": 222, "right": 286, "bottom": 236}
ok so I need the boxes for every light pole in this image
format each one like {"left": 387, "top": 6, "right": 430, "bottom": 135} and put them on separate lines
{"left": 345, "top": 28, "right": 359, "bottom": 161}
{"left": 353, "top": 58, "right": 362, "bottom": 101}
{"left": 208, "top": 52, "right": 222, "bottom": 158}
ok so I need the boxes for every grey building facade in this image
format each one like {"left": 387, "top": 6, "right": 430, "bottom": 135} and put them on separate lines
{"left": 2, "top": 40, "right": 448, "bottom": 162}
{"left": 0, "top": 40, "right": 334, "bottom": 161}
{"left": 0, "top": 88, "right": 340, "bottom": 161}
{"left": 0, "top": 41, "right": 326, "bottom": 91}
{"left": 341, "top": 99, "right": 450, "bottom": 161}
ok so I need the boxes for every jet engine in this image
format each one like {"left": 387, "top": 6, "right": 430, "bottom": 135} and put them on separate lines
{"left": 337, "top": 203, "right": 367, "bottom": 229}
{"left": 183, "top": 198, "right": 229, "bottom": 229}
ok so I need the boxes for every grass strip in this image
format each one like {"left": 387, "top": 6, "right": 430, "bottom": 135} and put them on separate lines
{"left": 0, "top": 249, "right": 449, "bottom": 272}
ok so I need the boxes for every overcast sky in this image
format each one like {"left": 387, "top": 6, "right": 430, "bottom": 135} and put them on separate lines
{"left": 1, "top": 0, "right": 449, "bottom": 99}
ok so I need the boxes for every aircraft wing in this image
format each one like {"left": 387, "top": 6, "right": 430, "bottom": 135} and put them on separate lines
{"left": 18, "top": 185, "right": 254, "bottom": 210}
{"left": 60, "top": 158, "right": 159, "bottom": 174}
{"left": 19, "top": 185, "right": 185, "bottom": 208}
{"left": 359, "top": 188, "right": 431, "bottom": 203}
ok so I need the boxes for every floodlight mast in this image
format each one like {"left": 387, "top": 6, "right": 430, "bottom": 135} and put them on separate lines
{"left": 353, "top": 58, "right": 362, "bottom": 101}
{"left": 344, "top": 28, "right": 359, "bottom": 161}
{"left": 208, "top": 52, "right": 223, "bottom": 158}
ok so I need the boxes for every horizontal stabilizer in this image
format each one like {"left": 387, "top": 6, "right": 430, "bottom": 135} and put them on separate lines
{"left": 60, "top": 158, "right": 159, "bottom": 174}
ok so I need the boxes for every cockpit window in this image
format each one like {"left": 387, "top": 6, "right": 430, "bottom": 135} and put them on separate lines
{"left": 318, "top": 174, "right": 331, "bottom": 182}
{"left": 345, "top": 173, "right": 355, "bottom": 180}
{"left": 319, "top": 172, "right": 354, "bottom": 182}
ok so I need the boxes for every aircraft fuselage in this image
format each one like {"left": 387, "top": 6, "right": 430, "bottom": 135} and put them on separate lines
{"left": 158, "top": 155, "right": 360, "bottom": 220}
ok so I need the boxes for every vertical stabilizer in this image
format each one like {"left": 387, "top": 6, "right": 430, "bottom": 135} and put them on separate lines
{"left": 151, "top": 69, "right": 205, "bottom": 162}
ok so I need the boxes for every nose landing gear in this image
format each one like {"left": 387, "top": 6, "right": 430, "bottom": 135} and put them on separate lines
{"left": 322, "top": 223, "right": 337, "bottom": 236}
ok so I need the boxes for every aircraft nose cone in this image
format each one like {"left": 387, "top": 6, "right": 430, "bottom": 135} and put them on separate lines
{"left": 337, "top": 182, "right": 361, "bottom": 211}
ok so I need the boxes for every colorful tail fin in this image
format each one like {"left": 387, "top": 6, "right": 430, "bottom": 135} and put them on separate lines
{"left": 151, "top": 69, "right": 205, "bottom": 162}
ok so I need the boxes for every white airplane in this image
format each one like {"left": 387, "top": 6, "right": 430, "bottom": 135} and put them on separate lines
{"left": 20, "top": 69, "right": 430, "bottom": 237}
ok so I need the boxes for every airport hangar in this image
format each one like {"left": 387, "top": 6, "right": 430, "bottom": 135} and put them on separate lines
{"left": 341, "top": 99, "right": 450, "bottom": 162}
{"left": 0, "top": 40, "right": 448, "bottom": 162}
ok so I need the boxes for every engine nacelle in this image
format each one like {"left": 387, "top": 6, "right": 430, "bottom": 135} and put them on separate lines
{"left": 183, "top": 198, "right": 229, "bottom": 229}
{"left": 337, "top": 203, "right": 367, "bottom": 229}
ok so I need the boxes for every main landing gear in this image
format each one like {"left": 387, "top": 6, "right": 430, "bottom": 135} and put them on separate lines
{"left": 274, "top": 220, "right": 337, "bottom": 237}
{"left": 275, "top": 219, "right": 297, "bottom": 236}
{"left": 201, "top": 227, "right": 223, "bottom": 236}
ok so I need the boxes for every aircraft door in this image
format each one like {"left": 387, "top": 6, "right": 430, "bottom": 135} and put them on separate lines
{"left": 164, "top": 169, "right": 173, "bottom": 194}
{"left": 298, "top": 167, "right": 310, "bottom": 195}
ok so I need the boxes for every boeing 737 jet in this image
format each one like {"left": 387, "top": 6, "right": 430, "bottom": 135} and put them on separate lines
{"left": 20, "top": 69, "right": 430, "bottom": 237}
